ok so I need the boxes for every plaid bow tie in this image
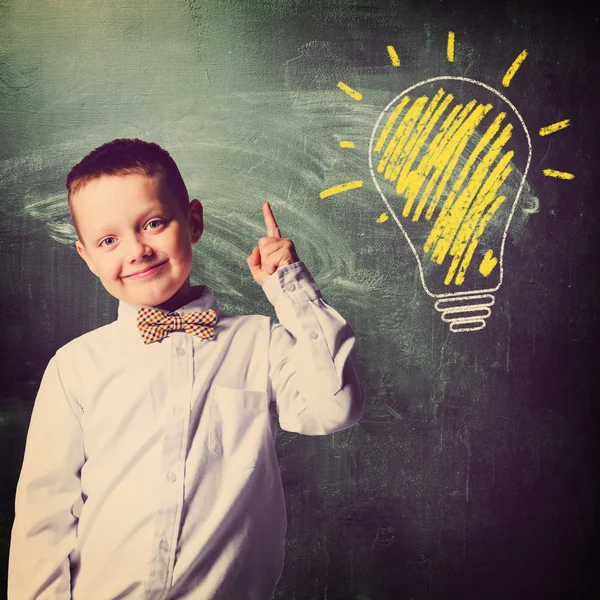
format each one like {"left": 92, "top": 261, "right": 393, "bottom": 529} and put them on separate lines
{"left": 136, "top": 307, "right": 217, "bottom": 345}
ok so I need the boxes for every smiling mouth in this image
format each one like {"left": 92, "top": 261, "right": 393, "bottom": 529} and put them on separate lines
{"left": 123, "top": 261, "right": 167, "bottom": 279}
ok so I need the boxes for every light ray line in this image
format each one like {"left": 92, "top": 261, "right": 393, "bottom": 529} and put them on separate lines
{"left": 320, "top": 180, "right": 364, "bottom": 199}
{"left": 502, "top": 50, "right": 528, "bottom": 87}
{"left": 387, "top": 45, "right": 401, "bottom": 67}
{"left": 543, "top": 169, "right": 574, "bottom": 180}
{"left": 539, "top": 120, "right": 570, "bottom": 136}
{"left": 447, "top": 32, "right": 455, "bottom": 62}
{"left": 337, "top": 81, "right": 363, "bottom": 101}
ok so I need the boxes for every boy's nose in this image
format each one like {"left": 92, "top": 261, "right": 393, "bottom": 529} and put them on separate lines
{"left": 127, "top": 236, "right": 153, "bottom": 261}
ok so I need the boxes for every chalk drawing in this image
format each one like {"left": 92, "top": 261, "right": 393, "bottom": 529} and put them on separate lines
{"left": 337, "top": 81, "right": 363, "bottom": 101}
{"left": 542, "top": 169, "right": 575, "bottom": 180}
{"left": 369, "top": 76, "right": 532, "bottom": 331}
{"left": 321, "top": 32, "right": 573, "bottom": 332}
{"left": 539, "top": 120, "right": 570, "bottom": 136}
{"left": 447, "top": 32, "right": 455, "bottom": 63}
{"left": 387, "top": 45, "right": 401, "bottom": 67}
{"left": 320, "top": 180, "right": 363, "bottom": 199}
{"left": 502, "top": 50, "right": 528, "bottom": 87}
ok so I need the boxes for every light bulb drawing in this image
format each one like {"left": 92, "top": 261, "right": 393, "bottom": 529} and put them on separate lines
{"left": 369, "top": 76, "right": 531, "bottom": 332}
{"left": 319, "top": 33, "right": 574, "bottom": 332}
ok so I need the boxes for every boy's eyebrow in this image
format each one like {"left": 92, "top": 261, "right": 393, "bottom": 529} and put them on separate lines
{"left": 97, "top": 203, "right": 172, "bottom": 234}
{"left": 137, "top": 203, "right": 171, "bottom": 221}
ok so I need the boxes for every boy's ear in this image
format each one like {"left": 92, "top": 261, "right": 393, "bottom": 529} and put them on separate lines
{"left": 75, "top": 240, "right": 99, "bottom": 277}
{"left": 189, "top": 199, "right": 204, "bottom": 244}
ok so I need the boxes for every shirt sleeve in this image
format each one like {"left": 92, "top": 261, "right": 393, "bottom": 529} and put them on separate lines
{"left": 8, "top": 353, "right": 85, "bottom": 600}
{"left": 263, "top": 261, "right": 364, "bottom": 435}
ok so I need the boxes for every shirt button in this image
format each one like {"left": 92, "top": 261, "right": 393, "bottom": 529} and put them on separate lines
{"left": 309, "top": 331, "right": 319, "bottom": 340}
{"left": 167, "top": 471, "right": 177, "bottom": 483}
{"left": 160, "top": 539, "right": 170, "bottom": 552}
{"left": 173, "top": 405, "right": 183, "bottom": 416}
{"left": 286, "top": 282, "right": 296, "bottom": 292}
{"left": 176, "top": 347, "right": 185, "bottom": 357}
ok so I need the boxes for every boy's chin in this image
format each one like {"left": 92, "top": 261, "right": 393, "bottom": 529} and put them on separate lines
{"left": 105, "top": 285, "right": 184, "bottom": 309}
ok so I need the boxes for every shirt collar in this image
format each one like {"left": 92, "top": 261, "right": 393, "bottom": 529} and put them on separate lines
{"left": 117, "top": 285, "right": 220, "bottom": 328}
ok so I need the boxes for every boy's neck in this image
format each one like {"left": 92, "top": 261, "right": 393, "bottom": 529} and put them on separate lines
{"left": 153, "top": 279, "right": 193, "bottom": 313}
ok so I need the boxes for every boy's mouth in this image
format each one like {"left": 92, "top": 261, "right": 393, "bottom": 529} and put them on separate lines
{"left": 123, "top": 260, "right": 168, "bottom": 279}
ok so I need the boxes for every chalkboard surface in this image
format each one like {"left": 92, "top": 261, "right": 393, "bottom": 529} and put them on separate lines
{"left": 1, "top": 1, "right": 597, "bottom": 598}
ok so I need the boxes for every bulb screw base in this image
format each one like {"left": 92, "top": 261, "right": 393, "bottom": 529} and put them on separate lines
{"left": 434, "top": 293, "right": 496, "bottom": 333}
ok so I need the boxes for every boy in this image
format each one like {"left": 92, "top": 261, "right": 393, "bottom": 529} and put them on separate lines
{"left": 8, "top": 138, "right": 363, "bottom": 599}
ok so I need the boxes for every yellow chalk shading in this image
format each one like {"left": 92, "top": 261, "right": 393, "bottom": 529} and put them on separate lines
{"left": 337, "top": 81, "right": 362, "bottom": 101}
{"left": 372, "top": 88, "right": 520, "bottom": 286}
{"left": 445, "top": 160, "right": 512, "bottom": 284}
{"left": 394, "top": 93, "right": 456, "bottom": 216}
{"left": 454, "top": 196, "right": 505, "bottom": 285}
{"left": 414, "top": 112, "right": 508, "bottom": 222}
{"left": 400, "top": 102, "right": 463, "bottom": 219}
{"left": 543, "top": 169, "right": 575, "bottom": 180}
{"left": 422, "top": 101, "right": 491, "bottom": 223}
{"left": 502, "top": 50, "right": 528, "bottom": 87}
{"left": 410, "top": 102, "right": 478, "bottom": 219}
{"left": 339, "top": 141, "right": 355, "bottom": 148}
{"left": 376, "top": 212, "right": 389, "bottom": 223}
{"left": 425, "top": 118, "right": 512, "bottom": 257}
{"left": 387, "top": 89, "right": 455, "bottom": 216}
{"left": 319, "top": 180, "right": 363, "bottom": 199}
{"left": 374, "top": 96, "right": 410, "bottom": 153}
{"left": 447, "top": 32, "right": 455, "bottom": 62}
{"left": 388, "top": 88, "right": 447, "bottom": 183}
{"left": 479, "top": 249, "right": 498, "bottom": 277}
{"left": 539, "top": 119, "right": 570, "bottom": 136}
{"left": 436, "top": 150, "right": 514, "bottom": 283}
{"left": 387, "top": 45, "right": 401, "bottom": 67}
{"left": 380, "top": 96, "right": 430, "bottom": 178}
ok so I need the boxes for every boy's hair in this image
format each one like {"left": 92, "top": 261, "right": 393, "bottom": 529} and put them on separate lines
{"left": 66, "top": 138, "right": 189, "bottom": 242}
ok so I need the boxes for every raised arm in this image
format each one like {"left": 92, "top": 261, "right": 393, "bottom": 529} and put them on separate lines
{"left": 247, "top": 203, "right": 364, "bottom": 434}
{"left": 8, "top": 354, "right": 85, "bottom": 599}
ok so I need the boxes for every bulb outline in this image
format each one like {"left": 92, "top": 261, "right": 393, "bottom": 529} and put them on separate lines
{"left": 368, "top": 75, "right": 532, "bottom": 299}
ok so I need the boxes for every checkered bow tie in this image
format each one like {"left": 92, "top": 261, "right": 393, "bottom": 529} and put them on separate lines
{"left": 136, "top": 307, "right": 217, "bottom": 345}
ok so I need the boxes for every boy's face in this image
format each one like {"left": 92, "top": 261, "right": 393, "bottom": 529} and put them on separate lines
{"left": 73, "top": 173, "right": 203, "bottom": 311}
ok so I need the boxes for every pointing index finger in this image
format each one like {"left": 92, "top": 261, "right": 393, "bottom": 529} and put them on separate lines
{"left": 263, "top": 202, "right": 281, "bottom": 238}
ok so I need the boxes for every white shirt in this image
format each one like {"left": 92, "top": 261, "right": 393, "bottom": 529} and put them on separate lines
{"left": 8, "top": 262, "right": 363, "bottom": 600}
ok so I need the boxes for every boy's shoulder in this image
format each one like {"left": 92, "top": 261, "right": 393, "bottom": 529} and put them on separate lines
{"left": 58, "top": 320, "right": 121, "bottom": 352}
{"left": 53, "top": 320, "right": 126, "bottom": 375}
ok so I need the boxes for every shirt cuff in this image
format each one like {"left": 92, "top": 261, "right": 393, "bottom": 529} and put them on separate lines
{"left": 262, "top": 261, "right": 322, "bottom": 306}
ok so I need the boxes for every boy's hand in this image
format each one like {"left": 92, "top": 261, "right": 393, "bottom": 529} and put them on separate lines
{"left": 247, "top": 202, "right": 299, "bottom": 286}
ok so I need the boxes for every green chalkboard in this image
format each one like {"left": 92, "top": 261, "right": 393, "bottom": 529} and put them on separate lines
{"left": 1, "top": 0, "right": 597, "bottom": 598}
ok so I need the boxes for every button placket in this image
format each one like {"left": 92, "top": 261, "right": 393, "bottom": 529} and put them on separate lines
{"left": 147, "top": 332, "right": 191, "bottom": 591}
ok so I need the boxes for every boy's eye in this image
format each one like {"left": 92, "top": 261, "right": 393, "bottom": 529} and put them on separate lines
{"left": 146, "top": 219, "right": 165, "bottom": 230}
{"left": 99, "top": 236, "right": 116, "bottom": 248}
